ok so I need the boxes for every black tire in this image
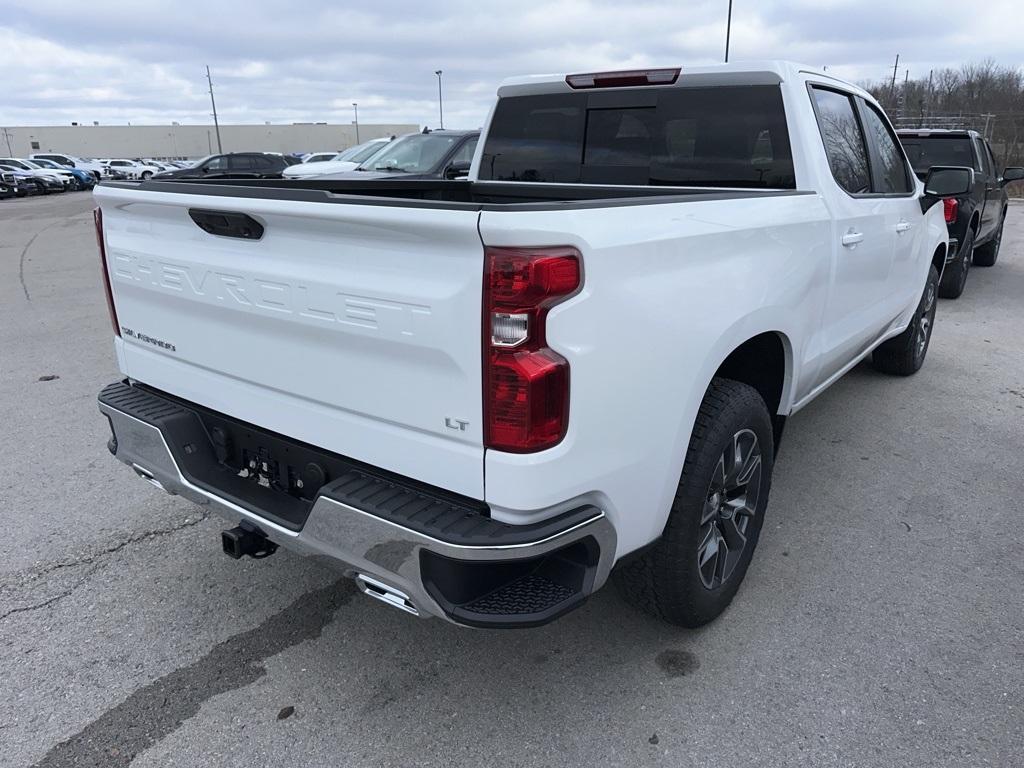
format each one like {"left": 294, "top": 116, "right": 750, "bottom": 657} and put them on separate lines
{"left": 871, "top": 265, "right": 938, "bottom": 376}
{"left": 973, "top": 211, "right": 1005, "bottom": 267}
{"left": 141, "top": 171, "right": 153, "bottom": 180}
{"left": 938, "top": 226, "right": 973, "bottom": 299}
{"left": 614, "top": 378, "right": 774, "bottom": 627}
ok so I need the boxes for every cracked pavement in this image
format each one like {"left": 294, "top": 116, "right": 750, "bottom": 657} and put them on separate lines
{"left": 2, "top": 193, "right": 1023, "bottom": 767}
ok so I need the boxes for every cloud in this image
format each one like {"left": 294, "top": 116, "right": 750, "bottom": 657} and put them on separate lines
{"left": 0, "top": 0, "right": 1020, "bottom": 128}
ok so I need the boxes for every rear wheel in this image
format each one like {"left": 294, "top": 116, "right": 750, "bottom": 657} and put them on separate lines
{"left": 939, "top": 227, "right": 973, "bottom": 299}
{"left": 871, "top": 265, "right": 938, "bottom": 376}
{"left": 141, "top": 171, "right": 153, "bottom": 180}
{"left": 973, "top": 212, "right": 1005, "bottom": 267}
{"left": 614, "top": 378, "right": 773, "bottom": 627}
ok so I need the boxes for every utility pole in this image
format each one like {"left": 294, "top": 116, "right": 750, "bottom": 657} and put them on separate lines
{"left": 434, "top": 70, "right": 444, "bottom": 129}
{"left": 1, "top": 127, "right": 13, "bottom": 156}
{"left": 724, "top": 0, "right": 733, "bottom": 63}
{"left": 206, "top": 65, "right": 223, "bottom": 153}
{"left": 352, "top": 103, "right": 360, "bottom": 143}
{"left": 901, "top": 68, "right": 909, "bottom": 119}
{"left": 924, "top": 69, "right": 933, "bottom": 125}
{"left": 890, "top": 54, "right": 900, "bottom": 94}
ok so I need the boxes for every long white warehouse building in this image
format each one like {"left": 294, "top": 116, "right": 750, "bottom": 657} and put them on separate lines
{"left": 1, "top": 123, "right": 419, "bottom": 159}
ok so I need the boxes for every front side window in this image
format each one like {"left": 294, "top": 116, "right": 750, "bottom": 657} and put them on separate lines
{"left": 450, "top": 137, "right": 478, "bottom": 166}
{"left": 810, "top": 87, "right": 871, "bottom": 194}
{"left": 976, "top": 139, "right": 993, "bottom": 176}
{"left": 860, "top": 103, "right": 912, "bottom": 193}
{"left": 204, "top": 156, "right": 228, "bottom": 171}
{"left": 985, "top": 143, "right": 999, "bottom": 176}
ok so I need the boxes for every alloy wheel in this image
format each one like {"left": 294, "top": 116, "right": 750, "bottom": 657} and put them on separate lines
{"left": 916, "top": 279, "right": 937, "bottom": 359}
{"left": 698, "top": 429, "right": 762, "bottom": 589}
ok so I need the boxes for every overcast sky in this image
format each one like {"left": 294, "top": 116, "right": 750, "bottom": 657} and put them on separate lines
{"left": 2, "top": 0, "right": 1021, "bottom": 129}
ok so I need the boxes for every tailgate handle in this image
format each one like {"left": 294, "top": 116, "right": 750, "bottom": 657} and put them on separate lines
{"left": 189, "top": 209, "right": 264, "bottom": 240}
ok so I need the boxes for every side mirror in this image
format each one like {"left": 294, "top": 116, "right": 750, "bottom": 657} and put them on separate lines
{"left": 1001, "top": 167, "right": 1024, "bottom": 186}
{"left": 444, "top": 160, "right": 471, "bottom": 180}
{"left": 199, "top": 165, "right": 210, "bottom": 174}
{"left": 924, "top": 166, "right": 973, "bottom": 197}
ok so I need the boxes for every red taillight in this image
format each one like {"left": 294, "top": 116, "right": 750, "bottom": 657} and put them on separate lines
{"left": 943, "top": 197, "right": 958, "bottom": 224}
{"left": 94, "top": 207, "right": 120, "bottom": 337}
{"left": 484, "top": 246, "right": 580, "bottom": 452}
{"left": 566, "top": 68, "right": 680, "bottom": 89}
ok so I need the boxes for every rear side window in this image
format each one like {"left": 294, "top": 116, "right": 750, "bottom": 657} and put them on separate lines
{"left": 860, "top": 103, "right": 912, "bottom": 193}
{"left": 479, "top": 85, "right": 795, "bottom": 188}
{"left": 810, "top": 87, "right": 871, "bottom": 194}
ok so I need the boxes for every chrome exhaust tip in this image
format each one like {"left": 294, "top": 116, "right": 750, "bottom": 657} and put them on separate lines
{"left": 355, "top": 573, "right": 419, "bottom": 616}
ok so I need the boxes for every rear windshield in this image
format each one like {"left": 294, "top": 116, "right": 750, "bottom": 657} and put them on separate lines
{"left": 899, "top": 136, "right": 974, "bottom": 174}
{"left": 479, "top": 85, "right": 795, "bottom": 188}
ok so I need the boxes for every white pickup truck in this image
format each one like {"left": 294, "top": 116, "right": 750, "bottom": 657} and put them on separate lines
{"left": 94, "top": 61, "right": 965, "bottom": 628}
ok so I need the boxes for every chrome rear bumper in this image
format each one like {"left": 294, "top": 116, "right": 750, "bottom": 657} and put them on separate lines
{"left": 99, "top": 383, "right": 616, "bottom": 627}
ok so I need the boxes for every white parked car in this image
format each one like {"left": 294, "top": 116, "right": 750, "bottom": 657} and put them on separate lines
{"left": 282, "top": 137, "right": 393, "bottom": 178}
{"left": 100, "top": 159, "right": 163, "bottom": 180}
{"left": 94, "top": 61, "right": 956, "bottom": 629}
{"left": 141, "top": 159, "right": 179, "bottom": 173}
{"left": 302, "top": 152, "right": 340, "bottom": 164}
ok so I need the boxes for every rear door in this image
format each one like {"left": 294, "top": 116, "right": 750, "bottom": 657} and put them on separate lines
{"left": 95, "top": 185, "right": 487, "bottom": 498}
{"left": 809, "top": 85, "right": 895, "bottom": 380}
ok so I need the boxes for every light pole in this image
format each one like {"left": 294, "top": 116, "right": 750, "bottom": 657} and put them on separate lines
{"left": 724, "top": 0, "right": 733, "bottom": 63}
{"left": 434, "top": 70, "right": 444, "bottom": 129}
{"left": 1, "top": 127, "right": 13, "bottom": 156}
{"left": 206, "top": 65, "right": 223, "bottom": 153}
{"left": 352, "top": 102, "right": 360, "bottom": 143}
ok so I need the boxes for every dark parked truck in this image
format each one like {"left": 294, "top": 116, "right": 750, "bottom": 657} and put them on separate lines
{"left": 897, "top": 129, "right": 1024, "bottom": 297}
{"left": 94, "top": 62, "right": 963, "bottom": 629}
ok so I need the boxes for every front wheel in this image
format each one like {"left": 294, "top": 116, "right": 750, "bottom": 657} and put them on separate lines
{"left": 614, "top": 378, "right": 774, "bottom": 627}
{"left": 141, "top": 171, "right": 153, "bottom": 180}
{"left": 871, "top": 265, "right": 939, "bottom": 376}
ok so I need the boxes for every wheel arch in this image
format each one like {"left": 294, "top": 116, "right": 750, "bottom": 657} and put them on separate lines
{"left": 710, "top": 330, "right": 794, "bottom": 450}
{"left": 931, "top": 241, "right": 947, "bottom": 280}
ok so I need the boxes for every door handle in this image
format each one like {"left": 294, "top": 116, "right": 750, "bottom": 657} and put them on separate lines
{"left": 895, "top": 220, "right": 912, "bottom": 234}
{"left": 841, "top": 229, "right": 864, "bottom": 247}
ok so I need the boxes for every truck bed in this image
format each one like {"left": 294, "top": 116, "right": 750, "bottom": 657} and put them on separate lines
{"left": 109, "top": 177, "right": 809, "bottom": 209}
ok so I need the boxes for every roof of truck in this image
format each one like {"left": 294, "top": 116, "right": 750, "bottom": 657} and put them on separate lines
{"left": 496, "top": 60, "right": 869, "bottom": 99}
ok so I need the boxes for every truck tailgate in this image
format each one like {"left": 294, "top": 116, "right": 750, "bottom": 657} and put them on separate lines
{"left": 94, "top": 184, "right": 485, "bottom": 498}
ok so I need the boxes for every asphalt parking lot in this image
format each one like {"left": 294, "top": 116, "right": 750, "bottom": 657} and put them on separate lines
{"left": 2, "top": 191, "right": 1022, "bottom": 768}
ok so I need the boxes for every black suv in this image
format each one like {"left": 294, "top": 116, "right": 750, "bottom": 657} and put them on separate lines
{"left": 897, "top": 129, "right": 1024, "bottom": 298}
{"left": 152, "top": 152, "right": 300, "bottom": 180}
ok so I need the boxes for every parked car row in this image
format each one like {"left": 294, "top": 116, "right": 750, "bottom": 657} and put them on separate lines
{"left": 0, "top": 156, "right": 98, "bottom": 198}
{"left": 140, "top": 131, "right": 479, "bottom": 184}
